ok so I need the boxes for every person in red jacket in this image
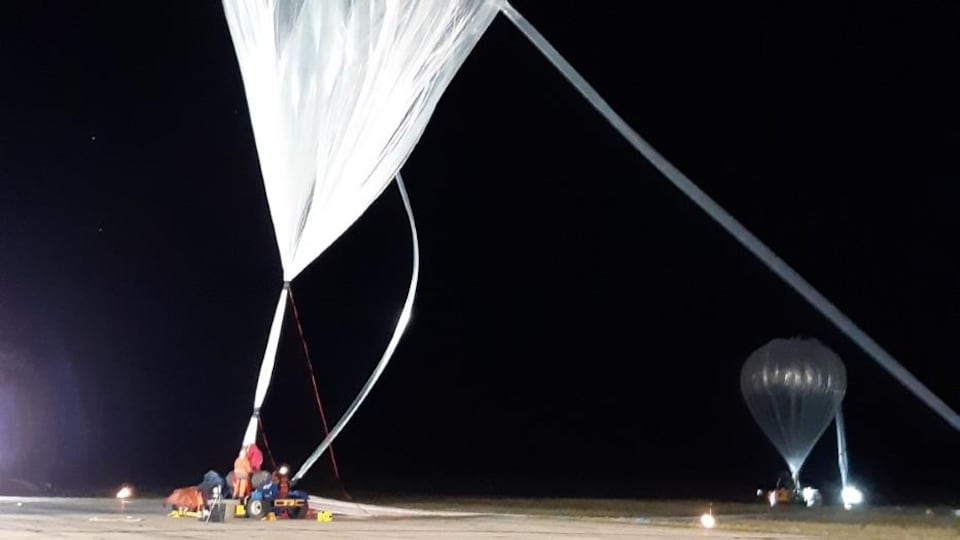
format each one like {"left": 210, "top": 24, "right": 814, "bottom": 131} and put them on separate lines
{"left": 244, "top": 444, "right": 264, "bottom": 472}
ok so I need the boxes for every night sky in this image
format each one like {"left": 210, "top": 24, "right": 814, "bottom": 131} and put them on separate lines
{"left": 1, "top": 1, "right": 957, "bottom": 504}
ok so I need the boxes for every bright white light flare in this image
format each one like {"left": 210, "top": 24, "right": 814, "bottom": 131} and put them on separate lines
{"left": 801, "top": 486, "right": 819, "bottom": 507}
{"left": 841, "top": 485, "right": 863, "bottom": 509}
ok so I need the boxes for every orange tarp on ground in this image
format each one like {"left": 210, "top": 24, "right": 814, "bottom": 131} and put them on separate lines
{"left": 164, "top": 486, "right": 204, "bottom": 511}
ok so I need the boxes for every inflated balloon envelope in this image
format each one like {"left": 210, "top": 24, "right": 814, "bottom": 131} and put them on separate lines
{"left": 223, "top": 0, "right": 499, "bottom": 280}
{"left": 741, "top": 338, "right": 847, "bottom": 484}
{"left": 221, "top": 0, "right": 500, "bottom": 481}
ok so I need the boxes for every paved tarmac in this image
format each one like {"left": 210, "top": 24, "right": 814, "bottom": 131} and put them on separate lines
{"left": 0, "top": 496, "right": 806, "bottom": 539}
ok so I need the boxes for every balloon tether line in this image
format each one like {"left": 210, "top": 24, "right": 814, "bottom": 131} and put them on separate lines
{"left": 286, "top": 282, "right": 351, "bottom": 499}
{"left": 257, "top": 416, "right": 278, "bottom": 471}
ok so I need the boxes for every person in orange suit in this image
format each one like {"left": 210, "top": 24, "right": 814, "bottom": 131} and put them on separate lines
{"left": 231, "top": 449, "right": 252, "bottom": 499}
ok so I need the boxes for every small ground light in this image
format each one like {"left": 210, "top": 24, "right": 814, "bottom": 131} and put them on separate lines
{"left": 801, "top": 486, "right": 819, "bottom": 507}
{"left": 116, "top": 485, "right": 133, "bottom": 512}
{"left": 841, "top": 485, "right": 863, "bottom": 510}
{"left": 700, "top": 506, "right": 716, "bottom": 529}
{"left": 700, "top": 512, "right": 716, "bottom": 529}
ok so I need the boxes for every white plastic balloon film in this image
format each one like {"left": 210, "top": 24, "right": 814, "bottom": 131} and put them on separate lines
{"left": 242, "top": 285, "right": 288, "bottom": 447}
{"left": 222, "top": 0, "right": 499, "bottom": 281}
{"left": 835, "top": 407, "right": 849, "bottom": 488}
{"left": 223, "top": 0, "right": 498, "bottom": 450}
{"left": 741, "top": 338, "right": 847, "bottom": 481}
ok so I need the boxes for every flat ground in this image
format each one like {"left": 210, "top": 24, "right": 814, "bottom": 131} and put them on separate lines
{"left": 0, "top": 496, "right": 955, "bottom": 539}
{"left": 368, "top": 496, "right": 959, "bottom": 539}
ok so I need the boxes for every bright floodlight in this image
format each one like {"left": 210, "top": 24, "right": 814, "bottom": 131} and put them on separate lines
{"left": 116, "top": 486, "right": 132, "bottom": 499}
{"left": 841, "top": 485, "right": 863, "bottom": 509}
{"left": 700, "top": 512, "right": 716, "bottom": 529}
{"left": 801, "top": 486, "right": 819, "bottom": 507}
{"left": 278, "top": 465, "right": 289, "bottom": 476}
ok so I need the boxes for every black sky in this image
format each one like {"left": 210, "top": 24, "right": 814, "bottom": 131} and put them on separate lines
{"left": 0, "top": 1, "right": 957, "bottom": 503}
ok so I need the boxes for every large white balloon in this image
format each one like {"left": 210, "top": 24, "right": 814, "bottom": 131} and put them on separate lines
{"left": 223, "top": 0, "right": 499, "bottom": 281}
{"left": 222, "top": 0, "right": 500, "bottom": 449}
{"left": 741, "top": 338, "right": 847, "bottom": 483}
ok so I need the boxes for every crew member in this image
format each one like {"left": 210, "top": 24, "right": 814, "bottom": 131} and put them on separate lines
{"left": 273, "top": 463, "right": 291, "bottom": 499}
{"left": 232, "top": 449, "right": 253, "bottom": 499}
{"left": 244, "top": 444, "right": 264, "bottom": 472}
